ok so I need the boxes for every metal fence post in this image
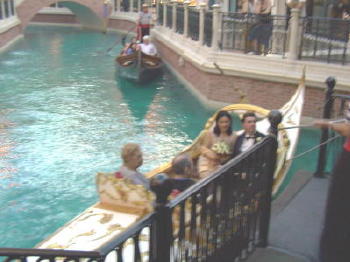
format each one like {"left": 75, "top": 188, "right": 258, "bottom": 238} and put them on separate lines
{"left": 199, "top": 3, "right": 206, "bottom": 45}
{"left": 259, "top": 110, "right": 282, "bottom": 247}
{"left": 314, "top": 77, "right": 336, "bottom": 177}
{"left": 150, "top": 174, "right": 172, "bottom": 262}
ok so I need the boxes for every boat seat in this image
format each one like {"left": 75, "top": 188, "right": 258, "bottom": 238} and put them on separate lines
{"left": 96, "top": 172, "right": 155, "bottom": 216}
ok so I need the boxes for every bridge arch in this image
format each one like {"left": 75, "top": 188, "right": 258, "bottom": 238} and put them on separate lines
{"left": 16, "top": 0, "right": 111, "bottom": 31}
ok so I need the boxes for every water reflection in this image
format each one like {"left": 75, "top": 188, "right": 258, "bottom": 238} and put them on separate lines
{"left": 0, "top": 109, "right": 18, "bottom": 188}
{"left": 0, "top": 25, "right": 212, "bottom": 249}
{"left": 117, "top": 77, "right": 159, "bottom": 122}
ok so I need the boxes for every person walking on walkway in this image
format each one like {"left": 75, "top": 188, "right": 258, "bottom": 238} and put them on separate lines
{"left": 315, "top": 113, "right": 350, "bottom": 262}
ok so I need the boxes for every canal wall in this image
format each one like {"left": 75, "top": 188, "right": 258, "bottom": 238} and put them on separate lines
{"left": 31, "top": 9, "right": 78, "bottom": 24}
{"left": 1, "top": 11, "right": 350, "bottom": 119}
{"left": 151, "top": 26, "right": 350, "bottom": 119}
{"left": 0, "top": 20, "right": 22, "bottom": 52}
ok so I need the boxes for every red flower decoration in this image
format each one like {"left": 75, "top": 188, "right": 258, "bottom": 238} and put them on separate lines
{"left": 115, "top": 172, "right": 123, "bottom": 178}
{"left": 171, "top": 189, "right": 181, "bottom": 198}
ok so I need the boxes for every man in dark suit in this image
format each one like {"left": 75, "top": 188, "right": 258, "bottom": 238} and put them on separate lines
{"left": 233, "top": 112, "right": 265, "bottom": 157}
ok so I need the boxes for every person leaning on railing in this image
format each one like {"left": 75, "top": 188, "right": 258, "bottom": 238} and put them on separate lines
{"left": 241, "top": 0, "right": 273, "bottom": 55}
{"left": 314, "top": 118, "right": 350, "bottom": 262}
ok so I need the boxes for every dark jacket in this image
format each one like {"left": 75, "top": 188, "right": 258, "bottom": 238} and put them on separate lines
{"left": 232, "top": 131, "right": 265, "bottom": 157}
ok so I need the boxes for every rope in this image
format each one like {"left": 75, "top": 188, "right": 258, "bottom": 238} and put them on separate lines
{"left": 290, "top": 134, "right": 341, "bottom": 160}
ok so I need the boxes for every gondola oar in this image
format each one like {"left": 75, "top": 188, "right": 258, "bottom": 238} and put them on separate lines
{"left": 106, "top": 25, "right": 136, "bottom": 54}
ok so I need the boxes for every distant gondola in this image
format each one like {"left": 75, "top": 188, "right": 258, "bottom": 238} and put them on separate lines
{"left": 115, "top": 51, "right": 163, "bottom": 84}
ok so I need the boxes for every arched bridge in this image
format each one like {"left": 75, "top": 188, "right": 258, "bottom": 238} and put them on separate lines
{"left": 16, "top": 0, "right": 111, "bottom": 31}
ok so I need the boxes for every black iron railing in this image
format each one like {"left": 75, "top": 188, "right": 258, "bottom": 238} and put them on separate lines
{"left": 158, "top": 4, "right": 164, "bottom": 26}
{"left": 0, "top": 248, "right": 102, "bottom": 262}
{"left": 0, "top": 112, "right": 281, "bottom": 262}
{"left": 176, "top": 5, "right": 184, "bottom": 35}
{"left": 220, "top": 13, "right": 289, "bottom": 56}
{"left": 166, "top": 4, "right": 173, "bottom": 29}
{"left": 166, "top": 135, "right": 278, "bottom": 261}
{"left": 204, "top": 11, "right": 213, "bottom": 47}
{"left": 315, "top": 77, "right": 349, "bottom": 177}
{"left": 98, "top": 213, "right": 155, "bottom": 260}
{"left": 188, "top": 8, "right": 200, "bottom": 41}
{"left": 300, "top": 17, "right": 350, "bottom": 65}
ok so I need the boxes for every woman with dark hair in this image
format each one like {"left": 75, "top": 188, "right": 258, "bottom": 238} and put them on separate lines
{"left": 197, "top": 111, "right": 237, "bottom": 179}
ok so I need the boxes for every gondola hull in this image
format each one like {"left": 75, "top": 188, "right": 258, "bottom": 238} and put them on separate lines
{"left": 115, "top": 52, "right": 163, "bottom": 84}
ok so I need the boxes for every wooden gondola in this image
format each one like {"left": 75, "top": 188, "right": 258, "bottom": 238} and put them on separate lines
{"left": 115, "top": 51, "right": 163, "bottom": 84}
{"left": 35, "top": 72, "right": 306, "bottom": 255}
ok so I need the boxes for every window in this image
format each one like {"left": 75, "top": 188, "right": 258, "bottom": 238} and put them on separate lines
{"left": 10, "top": 0, "right": 14, "bottom": 16}
{"left": 4, "top": 0, "right": 9, "bottom": 18}
{"left": 0, "top": 2, "right": 3, "bottom": 20}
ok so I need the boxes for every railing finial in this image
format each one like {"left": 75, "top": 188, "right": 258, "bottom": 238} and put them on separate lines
{"left": 326, "top": 76, "right": 336, "bottom": 90}
{"left": 268, "top": 110, "right": 282, "bottom": 136}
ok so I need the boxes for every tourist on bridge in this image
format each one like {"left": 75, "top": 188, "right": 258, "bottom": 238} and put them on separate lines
{"left": 242, "top": 0, "right": 272, "bottom": 55}
{"left": 114, "top": 143, "right": 149, "bottom": 189}
{"left": 197, "top": 111, "right": 237, "bottom": 179}
{"left": 232, "top": 112, "right": 265, "bottom": 157}
{"left": 138, "top": 4, "right": 153, "bottom": 42}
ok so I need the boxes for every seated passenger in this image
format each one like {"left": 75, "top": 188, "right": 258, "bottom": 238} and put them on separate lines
{"left": 139, "top": 35, "right": 157, "bottom": 56}
{"left": 121, "top": 38, "right": 138, "bottom": 56}
{"left": 197, "top": 111, "right": 237, "bottom": 179}
{"left": 232, "top": 112, "right": 265, "bottom": 157}
{"left": 121, "top": 43, "right": 137, "bottom": 55}
{"left": 115, "top": 143, "right": 149, "bottom": 189}
{"left": 170, "top": 154, "right": 196, "bottom": 197}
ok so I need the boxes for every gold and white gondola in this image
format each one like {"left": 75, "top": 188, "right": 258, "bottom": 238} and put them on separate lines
{"left": 35, "top": 74, "right": 305, "bottom": 258}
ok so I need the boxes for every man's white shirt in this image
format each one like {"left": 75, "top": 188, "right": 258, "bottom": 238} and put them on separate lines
{"left": 139, "top": 43, "right": 157, "bottom": 56}
{"left": 241, "top": 135, "right": 255, "bottom": 152}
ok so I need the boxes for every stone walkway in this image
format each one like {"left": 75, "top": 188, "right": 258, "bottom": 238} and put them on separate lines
{"left": 247, "top": 248, "right": 308, "bottom": 262}
{"left": 248, "top": 171, "right": 331, "bottom": 262}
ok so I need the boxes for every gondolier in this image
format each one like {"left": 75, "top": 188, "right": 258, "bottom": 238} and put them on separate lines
{"left": 138, "top": 4, "right": 152, "bottom": 41}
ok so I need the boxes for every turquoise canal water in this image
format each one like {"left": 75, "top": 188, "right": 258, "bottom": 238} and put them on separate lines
{"left": 0, "top": 25, "right": 330, "bottom": 249}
